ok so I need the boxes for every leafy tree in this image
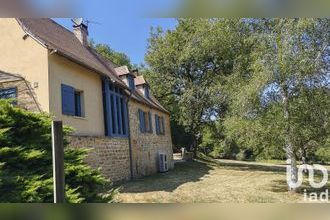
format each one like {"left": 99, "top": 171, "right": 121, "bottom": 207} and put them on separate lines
{"left": 223, "top": 18, "right": 330, "bottom": 191}
{"left": 0, "top": 100, "right": 118, "bottom": 202}
{"left": 92, "top": 42, "right": 132, "bottom": 68}
{"left": 145, "top": 19, "right": 245, "bottom": 154}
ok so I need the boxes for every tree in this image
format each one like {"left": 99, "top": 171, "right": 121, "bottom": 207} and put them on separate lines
{"left": 0, "top": 100, "right": 117, "bottom": 202}
{"left": 223, "top": 18, "right": 330, "bottom": 191}
{"left": 145, "top": 19, "right": 245, "bottom": 154}
{"left": 92, "top": 43, "right": 132, "bottom": 68}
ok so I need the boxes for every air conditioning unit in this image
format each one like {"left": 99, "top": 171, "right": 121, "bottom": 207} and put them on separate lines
{"left": 159, "top": 153, "right": 168, "bottom": 173}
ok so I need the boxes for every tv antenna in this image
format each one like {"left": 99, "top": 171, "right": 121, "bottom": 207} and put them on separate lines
{"left": 71, "top": 18, "right": 101, "bottom": 26}
{"left": 71, "top": 18, "right": 84, "bottom": 26}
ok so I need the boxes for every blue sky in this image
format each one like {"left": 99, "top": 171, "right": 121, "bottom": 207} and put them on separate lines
{"left": 53, "top": 1, "right": 179, "bottom": 65}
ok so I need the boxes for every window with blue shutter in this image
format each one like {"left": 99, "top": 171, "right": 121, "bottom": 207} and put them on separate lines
{"left": 148, "top": 111, "right": 153, "bottom": 133}
{"left": 155, "top": 115, "right": 160, "bottom": 135}
{"left": 61, "top": 84, "right": 84, "bottom": 117}
{"left": 0, "top": 87, "right": 17, "bottom": 99}
{"left": 138, "top": 109, "right": 145, "bottom": 133}
{"left": 102, "top": 78, "right": 129, "bottom": 137}
{"left": 128, "top": 75, "right": 135, "bottom": 90}
{"left": 155, "top": 114, "right": 165, "bottom": 135}
{"left": 145, "top": 86, "right": 150, "bottom": 99}
{"left": 138, "top": 110, "right": 153, "bottom": 134}
{"left": 161, "top": 116, "right": 165, "bottom": 135}
{"left": 61, "top": 84, "right": 75, "bottom": 116}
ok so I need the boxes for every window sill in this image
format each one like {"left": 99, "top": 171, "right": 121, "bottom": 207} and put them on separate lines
{"left": 63, "top": 114, "right": 87, "bottom": 120}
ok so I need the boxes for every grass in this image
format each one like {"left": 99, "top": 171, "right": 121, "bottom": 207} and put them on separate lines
{"left": 116, "top": 160, "right": 330, "bottom": 203}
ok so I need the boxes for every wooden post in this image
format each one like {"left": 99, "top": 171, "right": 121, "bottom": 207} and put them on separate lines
{"left": 52, "top": 121, "right": 65, "bottom": 203}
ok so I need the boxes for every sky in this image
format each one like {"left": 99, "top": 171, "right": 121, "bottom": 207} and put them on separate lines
{"left": 52, "top": 1, "right": 179, "bottom": 65}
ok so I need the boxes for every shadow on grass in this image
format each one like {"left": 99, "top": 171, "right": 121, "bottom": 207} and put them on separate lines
{"left": 203, "top": 159, "right": 287, "bottom": 173}
{"left": 120, "top": 161, "right": 213, "bottom": 193}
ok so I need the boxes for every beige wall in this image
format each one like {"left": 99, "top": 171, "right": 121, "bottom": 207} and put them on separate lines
{"left": 128, "top": 99, "right": 174, "bottom": 177}
{"left": 48, "top": 54, "right": 105, "bottom": 136}
{"left": 0, "top": 18, "right": 49, "bottom": 111}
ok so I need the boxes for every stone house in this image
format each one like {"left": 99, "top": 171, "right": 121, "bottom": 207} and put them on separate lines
{"left": 0, "top": 18, "right": 174, "bottom": 182}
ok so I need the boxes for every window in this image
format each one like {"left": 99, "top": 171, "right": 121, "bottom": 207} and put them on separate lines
{"left": 128, "top": 75, "right": 135, "bottom": 90}
{"left": 145, "top": 86, "right": 150, "bottom": 99}
{"left": 139, "top": 109, "right": 152, "bottom": 133}
{"left": 0, "top": 87, "right": 17, "bottom": 99}
{"left": 61, "top": 84, "right": 84, "bottom": 117}
{"left": 155, "top": 115, "right": 165, "bottom": 135}
{"left": 103, "top": 80, "right": 128, "bottom": 137}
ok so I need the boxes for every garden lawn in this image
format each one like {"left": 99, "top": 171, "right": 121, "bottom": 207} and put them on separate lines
{"left": 116, "top": 160, "right": 329, "bottom": 203}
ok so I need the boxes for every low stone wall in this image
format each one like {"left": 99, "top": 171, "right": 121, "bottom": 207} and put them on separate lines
{"left": 68, "top": 135, "right": 131, "bottom": 182}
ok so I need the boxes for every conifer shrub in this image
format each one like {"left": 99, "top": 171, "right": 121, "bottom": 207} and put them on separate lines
{"left": 0, "top": 100, "right": 118, "bottom": 203}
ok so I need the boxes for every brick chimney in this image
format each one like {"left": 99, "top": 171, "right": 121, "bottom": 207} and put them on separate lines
{"left": 73, "top": 23, "right": 89, "bottom": 47}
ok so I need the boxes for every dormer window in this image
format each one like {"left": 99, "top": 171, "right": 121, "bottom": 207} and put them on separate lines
{"left": 128, "top": 75, "right": 135, "bottom": 90}
{"left": 145, "top": 86, "right": 150, "bottom": 99}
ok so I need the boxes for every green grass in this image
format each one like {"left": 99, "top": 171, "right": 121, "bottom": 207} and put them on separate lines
{"left": 116, "top": 160, "right": 329, "bottom": 203}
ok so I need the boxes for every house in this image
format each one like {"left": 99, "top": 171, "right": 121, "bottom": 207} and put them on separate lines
{"left": 0, "top": 18, "right": 174, "bottom": 182}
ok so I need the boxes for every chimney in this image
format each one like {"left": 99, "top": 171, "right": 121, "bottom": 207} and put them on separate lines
{"left": 73, "top": 23, "right": 89, "bottom": 47}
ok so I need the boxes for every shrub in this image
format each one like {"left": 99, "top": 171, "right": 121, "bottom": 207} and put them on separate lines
{"left": 0, "top": 100, "right": 118, "bottom": 203}
{"left": 315, "top": 147, "right": 330, "bottom": 164}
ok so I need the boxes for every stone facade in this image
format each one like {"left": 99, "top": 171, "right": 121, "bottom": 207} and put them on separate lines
{"left": 129, "top": 100, "right": 174, "bottom": 177}
{"left": 0, "top": 79, "right": 40, "bottom": 112}
{"left": 68, "top": 136, "right": 131, "bottom": 182}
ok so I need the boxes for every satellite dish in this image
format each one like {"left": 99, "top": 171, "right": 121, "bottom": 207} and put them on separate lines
{"left": 72, "top": 18, "right": 84, "bottom": 26}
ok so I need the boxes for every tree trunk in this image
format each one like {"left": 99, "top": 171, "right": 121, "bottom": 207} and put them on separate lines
{"left": 281, "top": 85, "right": 298, "bottom": 192}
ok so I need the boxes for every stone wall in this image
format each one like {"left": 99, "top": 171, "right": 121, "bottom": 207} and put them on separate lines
{"left": 68, "top": 136, "right": 131, "bottom": 182}
{"left": 128, "top": 100, "right": 174, "bottom": 178}
{"left": 0, "top": 79, "right": 40, "bottom": 112}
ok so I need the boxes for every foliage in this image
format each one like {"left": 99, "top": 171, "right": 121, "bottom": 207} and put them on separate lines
{"left": 145, "top": 19, "right": 245, "bottom": 152}
{"left": 146, "top": 18, "right": 330, "bottom": 175}
{"left": 92, "top": 42, "right": 132, "bottom": 68}
{"left": 0, "top": 100, "right": 117, "bottom": 203}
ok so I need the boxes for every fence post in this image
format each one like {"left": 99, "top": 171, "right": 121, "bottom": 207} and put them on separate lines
{"left": 52, "top": 121, "right": 65, "bottom": 203}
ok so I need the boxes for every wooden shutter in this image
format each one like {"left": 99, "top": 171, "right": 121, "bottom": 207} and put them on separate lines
{"left": 155, "top": 115, "right": 159, "bottom": 134}
{"left": 161, "top": 116, "right": 165, "bottom": 135}
{"left": 148, "top": 111, "right": 153, "bottom": 133}
{"left": 61, "top": 84, "right": 75, "bottom": 116}
{"left": 74, "top": 92, "right": 82, "bottom": 117}
{"left": 139, "top": 109, "right": 144, "bottom": 133}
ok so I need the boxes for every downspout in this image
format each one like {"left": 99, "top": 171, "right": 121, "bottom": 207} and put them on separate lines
{"left": 126, "top": 90, "right": 134, "bottom": 180}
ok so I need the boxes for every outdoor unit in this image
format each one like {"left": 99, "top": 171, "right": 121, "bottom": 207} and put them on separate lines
{"left": 159, "top": 153, "right": 168, "bottom": 173}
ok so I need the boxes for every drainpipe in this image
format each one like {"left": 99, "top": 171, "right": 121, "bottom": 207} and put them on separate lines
{"left": 126, "top": 90, "right": 134, "bottom": 180}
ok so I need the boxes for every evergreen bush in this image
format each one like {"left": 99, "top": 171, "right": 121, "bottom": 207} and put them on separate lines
{"left": 0, "top": 100, "right": 118, "bottom": 203}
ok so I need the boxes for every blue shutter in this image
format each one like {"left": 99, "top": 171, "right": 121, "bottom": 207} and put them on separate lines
{"left": 61, "top": 84, "right": 75, "bottom": 116}
{"left": 139, "top": 109, "right": 144, "bottom": 133}
{"left": 155, "top": 115, "right": 159, "bottom": 135}
{"left": 75, "top": 92, "right": 82, "bottom": 117}
{"left": 145, "top": 86, "right": 150, "bottom": 99}
{"left": 148, "top": 112, "right": 153, "bottom": 133}
{"left": 123, "top": 98, "right": 128, "bottom": 135}
{"left": 161, "top": 116, "right": 165, "bottom": 135}
{"left": 128, "top": 75, "right": 135, "bottom": 90}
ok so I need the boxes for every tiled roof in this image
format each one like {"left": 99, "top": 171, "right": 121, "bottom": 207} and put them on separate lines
{"left": 16, "top": 18, "right": 169, "bottom": 114}
{"left": 135, "top": 75, "right": 148, "bottom": 86}
{"left": 17, "top": 18, "right": 126, "bottom": 88}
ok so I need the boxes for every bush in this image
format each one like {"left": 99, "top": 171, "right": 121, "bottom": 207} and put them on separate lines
{"left": 208, "top": 138, "right": 239, "bottom": 159}
{"left": 315, "top": 147, "right": 330, "bottom": 164}
{"left": 236, "top": 149, "right": 254, "bottom": 161}
{"left": 0, "top": 100, "right": 118, "bottom": 203}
